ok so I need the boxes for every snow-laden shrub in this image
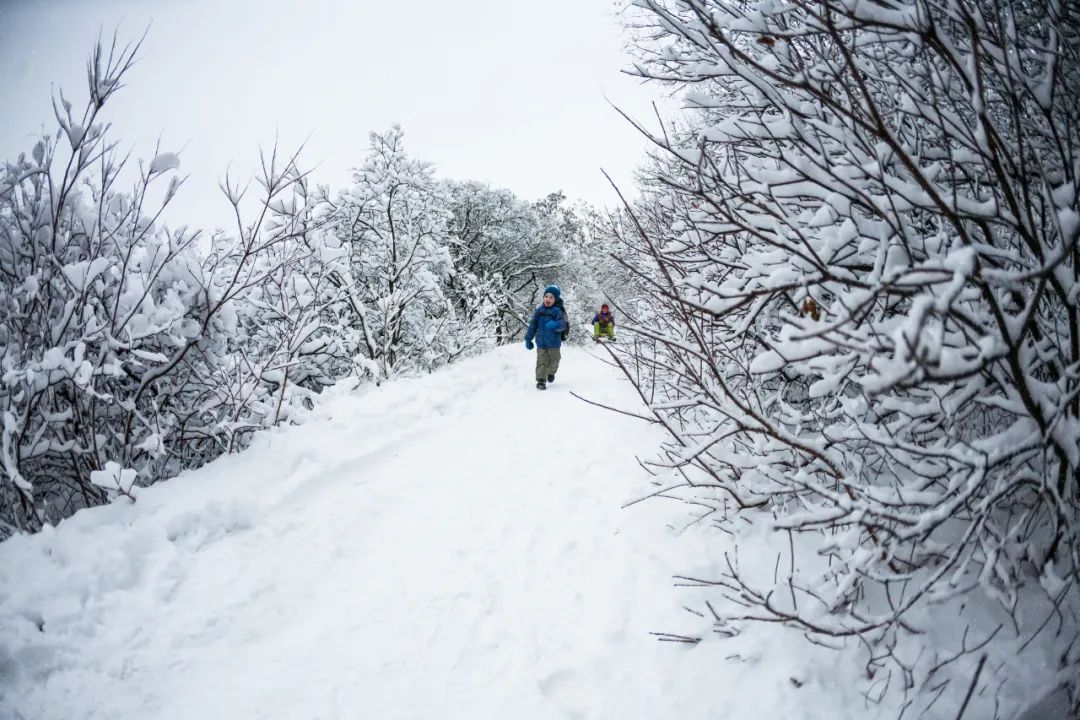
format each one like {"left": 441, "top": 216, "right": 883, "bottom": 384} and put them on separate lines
{"left": 614, "top": 0, "right": 1080, "bottom": 716}
{"left": 0, "top": 38, "right": 319, "bottom": 534}
{"left": 204, "top": 157, "right": 346, "bottom": 449}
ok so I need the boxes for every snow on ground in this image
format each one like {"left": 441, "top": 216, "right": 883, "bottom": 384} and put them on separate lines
{"left": 0, "top": 346, "right": 873, "bottom": 719}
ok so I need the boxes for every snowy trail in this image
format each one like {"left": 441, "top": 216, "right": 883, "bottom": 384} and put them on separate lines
{"left": 0, "top": 347, "right": 866, "bottom": 719}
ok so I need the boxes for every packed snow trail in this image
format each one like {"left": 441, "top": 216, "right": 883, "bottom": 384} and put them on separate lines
{"left": 0, "top": 347, "right": 871, "bottom": 719}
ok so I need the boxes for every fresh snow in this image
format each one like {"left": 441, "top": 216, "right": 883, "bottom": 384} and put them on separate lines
{"left": 1, "top": 347, "right": 872, "bottom": 719}
{"left": 148, "top": 153, "right": 181, "bottom": 175}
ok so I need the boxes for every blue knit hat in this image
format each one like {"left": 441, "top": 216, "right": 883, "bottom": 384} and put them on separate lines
{"left": 544, "top": 284, "right": 561, "bottom": 300}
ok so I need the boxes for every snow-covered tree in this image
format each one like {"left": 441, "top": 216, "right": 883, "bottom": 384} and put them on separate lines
{"left": 530, "top": 191, "right": 592, "bottom": 335}
{"left": 613, "top": 0, "right": 1080, "bottom": 715}
{"left": 570, "top": 186, "right": 667, "bottom": 334}
{"left": 328, "top": 127, "right": 456, "bottom": 380}
{"left": 443, "top": 182, "right": 570, "bottom": 342}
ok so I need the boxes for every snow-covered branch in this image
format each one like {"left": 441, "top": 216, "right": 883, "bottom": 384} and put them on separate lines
{"left": 614, "top": 0, "right": 1080, "bottom": 715}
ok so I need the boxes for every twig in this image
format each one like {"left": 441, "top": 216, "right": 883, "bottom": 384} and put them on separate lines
{"left": 569, "top": 391, "right": 659, "bottom": 424}
{"left": 954, "top": 654, "right": 986, "bottom": 720}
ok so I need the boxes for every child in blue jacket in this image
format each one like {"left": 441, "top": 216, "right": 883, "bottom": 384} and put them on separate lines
{"left": 524, "top": 285, "right": 566, "bottom": 390}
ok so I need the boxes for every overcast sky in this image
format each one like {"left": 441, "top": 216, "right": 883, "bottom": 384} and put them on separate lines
{"left": 0, "top": 0, "right": 663, "bottom": 229}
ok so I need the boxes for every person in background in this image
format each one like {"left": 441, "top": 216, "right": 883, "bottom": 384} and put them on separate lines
{"left": 592, "top": 304, "right": 615, "bottom": 342}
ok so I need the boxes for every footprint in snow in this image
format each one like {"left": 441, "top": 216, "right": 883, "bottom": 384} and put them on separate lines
{"left": 537, "top": 669, "right": 589, "bottom": 720}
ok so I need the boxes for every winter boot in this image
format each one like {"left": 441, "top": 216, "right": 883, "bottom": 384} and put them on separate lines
{"left": 547, "top": 374, "right": 555, "bottom": 383}
{"left": 536, "top": 380, "right": 547, "bottom": 390}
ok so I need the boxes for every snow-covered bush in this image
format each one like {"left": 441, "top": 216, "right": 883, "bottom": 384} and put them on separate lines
{"left": 0, "top": 38, "right": 317, "bottom": 535}
{"left": 580, "top": 162, "right": 689, "bottom": 338}
{"left": 614, "top": 0, "right": 1080, "bottom": 715}
{"left": 207, "top": 155, "right": 346, "bottom": 449}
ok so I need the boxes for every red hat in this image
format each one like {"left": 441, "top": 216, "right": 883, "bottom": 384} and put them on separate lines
{"left": 601, "top": 304, "right": 609, "bottom": 310}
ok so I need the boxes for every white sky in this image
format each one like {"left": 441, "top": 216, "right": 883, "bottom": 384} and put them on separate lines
{"left": 0, "top": 0, "right": 662, "bottom": 230}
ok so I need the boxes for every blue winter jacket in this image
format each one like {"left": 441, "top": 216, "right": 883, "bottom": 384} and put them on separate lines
{"left": 525, "top": 304, "right": 566, "bottom": 349}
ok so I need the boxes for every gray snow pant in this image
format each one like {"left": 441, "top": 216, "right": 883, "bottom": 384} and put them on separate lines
{"left": 536, "top": 347, "right": 562, "bottom": 381}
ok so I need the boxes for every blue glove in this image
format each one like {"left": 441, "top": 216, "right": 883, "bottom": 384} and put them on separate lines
{"left": 525, "top": 339, "right": 534, "bottom": 350}
{"left": 545, "top": 320, "right": 560, "bottom": 330}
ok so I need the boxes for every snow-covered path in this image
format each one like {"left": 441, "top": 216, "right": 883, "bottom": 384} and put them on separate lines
{"left": 1, "top": 347, "right": 863, "bottom": 719}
